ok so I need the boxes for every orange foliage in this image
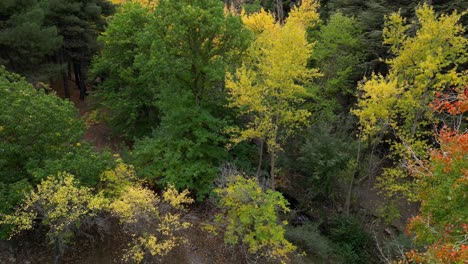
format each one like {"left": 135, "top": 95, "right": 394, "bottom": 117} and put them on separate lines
{"left": 406, "top": 84, "right": 468, "bottom": 263}
{"left": 430, "top": 83, "right": 468, "bottom": 115}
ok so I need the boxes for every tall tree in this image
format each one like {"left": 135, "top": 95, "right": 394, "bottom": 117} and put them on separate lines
{"left": 42, "top": 0, "right": 114, "bottom": 99}
{"left": 308, "top": 12, "right": 364, "bottom": 113}
{"left": 0, "top": 67, "right": 82, "bottom": 215}
{"left": 122, "top": 0, "right": 251, "bottom": 198}
{"left": 91, "top": 3, "right": 155, "bottom": 138}
{"left": 353, "top": 4, "right": 468, "bottom": 199}
{"left": 0, "top": 0, "right": 62, "bottom": 81}
{"left": 226, "top": 0, "right": 321, "bottom": 190}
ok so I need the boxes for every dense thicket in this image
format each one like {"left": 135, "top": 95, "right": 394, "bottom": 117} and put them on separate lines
{"left": 1, "top": 0, "right": 467, "bottom": 263}
{"left": 0, "top": 0, "right": 113, "bottom": 98}
{"left": 0, "top": 66, "right": 115, "bottom": 237}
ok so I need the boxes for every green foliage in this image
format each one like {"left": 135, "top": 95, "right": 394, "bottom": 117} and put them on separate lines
{"left": 286, "top": 223, "right": 333, "bottom": 261}
{"left": 309, "top": 12, "right": 364, "bottom": 112}
{"left": 42, "top": 0, "right": 114, "bottom": 63}
{"left": 242, "top": 0, "right": 262, "bottom": 14}
{"left": 131, "top": 99, "right": 227, "bottom": 199}
{"left": 32, "top": 143, "right": 116, "bottom": 187}
{"left": 0, "top": 0, "right": 62, "bottom": 80}
{"left": 407, "top": 129, "right": 468, "bottom": 246}
{"left": 328, "top": 216, "right": 371, "bottom": 264}
{"left": 0, "top": 67, "right": 83, "bottom": 213}
{"left": 113, "top": 0, "right": 251, "bottom": 198}
{"left": 91, "top": 2, "right": 157, "bottom": 138}
{"left": 0, "top": 67, "right": 116, "bottom": 241}
{"left": 376, "top": 201, "right": 401, "bottom": 225}
{"left": 292, "top": 116, "right": 359, "bottom": 201}
{"left": 353, "top": 4, "right": 468, "bottom": 199}
{"left": 212, "top": 176, "right": 295, "bottom": 263}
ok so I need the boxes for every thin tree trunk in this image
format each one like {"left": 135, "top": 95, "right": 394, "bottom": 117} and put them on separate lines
{"left": 67, "top": 62, "right": 72, "bottom": 80}
{"left": 73, "top": 62, "right": 80, "bottom": 87}
{"left": 54, "top": 238, "right": 60, "bottom": 264}
{"left": 270, "top": 151, "right": 276, "bottom": 191}
{"left": 60, "top": 50, "right": 70, "bottom": 99}
{"left": 77, "top": 62, "right": 86, "bottom": 100}
{"left": 256, "top": 139, "right": 264, "bottom": 181}
{"left": 345, "top": 134, "right": 362, "bottom": 216}
{"left": 276, "top": 0, "right": 284, "bottom": 24}
{"left": 63, "top": 71, "right": 70, "bottom": 99}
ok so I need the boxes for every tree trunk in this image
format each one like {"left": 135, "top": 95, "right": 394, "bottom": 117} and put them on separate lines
{"left": 73, "top": 62, "right": 80, "bottom": 87}
{"left": 270, "top": 151, "right": 276, "bottom": 191}
{"left": 256, "top": 139, "right": 264, "bottom": 181}
{"left": 77, "top": 62, "right": 86, "bottom": 100}
{"left": 67, "top": 62, "right": 72, "bottom": 80}
{"left": 54, "top": 238, "right": 60, "bottom": 264}
{"left": 62, "top": 71, "right": 70, "bottom": 99}
{"left": 60, "top": 50, "right": 70, "bottom": 99}
{"left": 276, "top": 0, "right": 284, "bottom": 24}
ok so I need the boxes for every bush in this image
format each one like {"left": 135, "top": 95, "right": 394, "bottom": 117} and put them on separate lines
{"left": 1, "top": 162, "right": 194, "bottom": 264}
{"left": 286, "top": 223, "right": 333, "bottom": 262}
{"left": 328, "top": 216, "right": 371, "bottom": 264}
{"left": 210, "top": 176, "right": 295, "bottom": 263}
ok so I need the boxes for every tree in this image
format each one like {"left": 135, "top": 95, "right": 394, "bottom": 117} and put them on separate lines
{"left": 308, "top": 12, "right": 364, "bottom": 113}
{"left": 128, "top": 0, "right": 251, "bottom": 198}
{"left": 91, "top": 2, "right": 156, "bottom": 138}
{"left": 42, "top": 0, "right": 114, "bottom": 99}
{"left": 0, "top": 173, "right": 106, "bottom": 264}
{"left": 404, "top": 90, "right": 468, "bottom": 263}
{"left": 0, "top": 67, "right": 82, "bottom": 214}
{"left": 1, "top": 161, "right": 194, "bottom": 264}
{"left": 0, "top": 67, "right": 114, "bottom": 223}
{"left": 210, "top": 176, "right": 295, "bottom": 263}
{"left": 226, "top": 0, "right": 320, "bottom": 189}
{"left": 0, "top": 0, "right": 62, "bottom": 81}
{"left": 353, "top": 4, "right": 468, "bottom": 199}
{"left": 109, "top": 184, "right": 193, "bottom": 263}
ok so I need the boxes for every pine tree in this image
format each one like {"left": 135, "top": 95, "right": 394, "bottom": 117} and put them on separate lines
{"left": 42, "top": 0, "right": 114, "bottom": 99}
{"left": 0, "top": 0, "right": 62, "bottom": 81}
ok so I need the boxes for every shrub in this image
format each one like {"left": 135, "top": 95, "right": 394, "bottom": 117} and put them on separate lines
{"left": 210, "top": 176, "right": 295, "bottom": 263}
{"left": 328, "top": 216, "right": 371, "bottom": 264}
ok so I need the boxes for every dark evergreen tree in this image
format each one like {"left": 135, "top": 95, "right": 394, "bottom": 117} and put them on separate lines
{"left": 0, "top": 0, "right": 62, "bottom": 82}
{"left": 41, "top": 0, "right": 114, "bottom": 99}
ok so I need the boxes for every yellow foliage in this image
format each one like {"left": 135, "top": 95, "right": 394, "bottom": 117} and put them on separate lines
{"left": 162, "top": 185, "right": 194, "bottom": 210}
{"left": 1, "top": 165, "right": 193, "bottom": 263}
{"left": 0, "top": 173, "right": 106, "bottom": 239}
{"left": 110, "top": 185, "right": 159, "bottom": 223}
{"left": 213, "top": 176, "right": 295, "bottom": 263}
{"left": 100, "top": 159, "right": 138, "bottom": 197}
{"left": 353, "top": 4, "right": 468, "bottom": 200}
{"left": 354, "top": 4, "right": 467, "bottom": 139}
{"left": 110, "top": 185, "right": 193, "bottom": 263}
{"left": 241, "top": 8, "right": 276, "bottom": 34}
{"left": 287, "top": 0, "right": 320, "bottom": 28}
{"left": 227, "top": 1, "right": 320, "bottom": 155}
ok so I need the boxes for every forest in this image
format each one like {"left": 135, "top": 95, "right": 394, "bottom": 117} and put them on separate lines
{"left": 0, "top": 0, "right": 467, "bottom": 263}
